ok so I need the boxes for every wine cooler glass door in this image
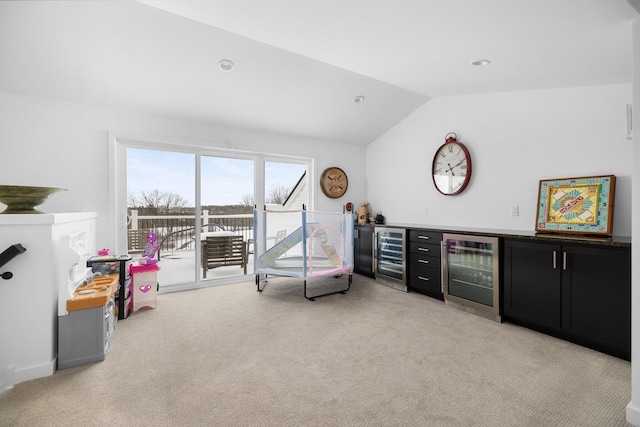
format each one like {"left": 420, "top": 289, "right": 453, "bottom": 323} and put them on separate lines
{"left": 374, "top": 227, "right": 406, "bottom": 291}
{"left": 443, "top": 234, "right": 500, "bottom": 320}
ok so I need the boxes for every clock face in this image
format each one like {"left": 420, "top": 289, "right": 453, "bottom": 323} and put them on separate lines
{"left": 432, "top": 141, "right": 472, "bottom": 195}
{"left": 320, "top": 167, "right": 348, "bottom": 198}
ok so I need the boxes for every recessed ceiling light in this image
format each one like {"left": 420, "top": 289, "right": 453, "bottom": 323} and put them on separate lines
{"left": 353, "top": 95, "right": 365, "bottom": 104}
{"left": 470, "top": 59, "right": 492, "bottom": 66}
{"left": 218, "top": 59, "right": 234, "bottom": 72}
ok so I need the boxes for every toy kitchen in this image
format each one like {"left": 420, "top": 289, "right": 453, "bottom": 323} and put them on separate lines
{"left": 57, "top": 236, "right": 132, "bottom": 370}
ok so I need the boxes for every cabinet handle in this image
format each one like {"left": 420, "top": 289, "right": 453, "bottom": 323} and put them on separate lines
{"left": 418, "top": 247, "right": 430, "bottom": 252}
{"left": 563, "top": 252, "right": 567, "bottom": 270}
{"left": 418, "top": 259, "right": 430, "bottom": 264}
{"left": 441, "top": 242, "right": 446, "bottom": 293}
{"left": 418, "top": 235, "right": 430, "bottom": 240}
{"left": 553, "top": 251, "right": 557, "bottom": 269}
{"left": 354, "top": 229, "right": 358, "bottom": 239}
{"left": 417, "top": 276, "right": 430, "bottom": 281}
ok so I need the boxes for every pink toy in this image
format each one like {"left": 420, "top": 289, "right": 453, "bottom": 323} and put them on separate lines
{"left": 141, "top": 232, "right": 160, "bottom": 259}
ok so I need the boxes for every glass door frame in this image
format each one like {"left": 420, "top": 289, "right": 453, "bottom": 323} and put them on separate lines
{"left": 109, "top": 133, "right": 313, "bottom": 291}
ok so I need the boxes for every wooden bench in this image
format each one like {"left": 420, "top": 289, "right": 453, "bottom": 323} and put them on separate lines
{"left": 201, "top": 235, "right": 247, "bottom": 277}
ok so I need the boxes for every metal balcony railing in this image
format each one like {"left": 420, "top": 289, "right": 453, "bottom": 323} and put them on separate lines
{"left": 128, "top": 210, "right": 253, "bottom": 255}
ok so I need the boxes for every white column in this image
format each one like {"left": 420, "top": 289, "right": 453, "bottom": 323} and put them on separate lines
{"left": 627, "top": 14, "right": 640, "bottom": 427}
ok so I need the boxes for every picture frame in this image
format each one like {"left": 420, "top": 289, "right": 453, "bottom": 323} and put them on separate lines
{"left": 535, "top": 174, "right": 616, "bottom": 236}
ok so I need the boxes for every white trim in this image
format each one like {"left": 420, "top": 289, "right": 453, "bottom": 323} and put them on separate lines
{"left": 628, "top": 402, "right": 640, "bottom": 426}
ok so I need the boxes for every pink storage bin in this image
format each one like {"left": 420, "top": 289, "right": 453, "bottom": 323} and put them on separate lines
{"left": 130, "top": 264, "right": 159, "bottom": 312}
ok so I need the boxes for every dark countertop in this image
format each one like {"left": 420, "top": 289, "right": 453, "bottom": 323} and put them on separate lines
{"left": 355, "top": 222, "right": 631, "bottom": 247}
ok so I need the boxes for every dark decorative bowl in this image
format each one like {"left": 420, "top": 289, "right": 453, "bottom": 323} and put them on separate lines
{"left": 0, "top": 185, "right": 67, "bottom": 214}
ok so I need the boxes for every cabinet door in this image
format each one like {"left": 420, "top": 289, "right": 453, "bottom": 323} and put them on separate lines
{"left": 354, "top": 225, "right": 374, "bottom": 277}
{"left": 503, "top": 240, "right": 562, "bottom": 330}
{"left": 561, "top": 245, "right": 630, "bottom": 357}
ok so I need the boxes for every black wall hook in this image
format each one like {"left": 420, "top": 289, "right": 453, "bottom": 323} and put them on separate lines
{"left": 0, "top": 244, "right": 26, "bottom": 279}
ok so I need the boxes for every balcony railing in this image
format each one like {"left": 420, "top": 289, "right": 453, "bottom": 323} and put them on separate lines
{"left": 128, "top": 210, "right": 253, "bottom": 254}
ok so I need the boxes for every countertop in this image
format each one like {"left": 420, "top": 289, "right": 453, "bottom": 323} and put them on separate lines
{"left": 355, "top": 222, "right": 631, "bottom": 247}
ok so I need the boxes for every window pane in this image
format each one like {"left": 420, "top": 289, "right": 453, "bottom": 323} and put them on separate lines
{"left": 265, "top": 161, "right": 307, "bottom": 209}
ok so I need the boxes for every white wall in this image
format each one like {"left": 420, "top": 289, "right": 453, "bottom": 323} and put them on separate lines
{"left": 627, "top": 15, "right": 640, "bottom": 427}
{"left": 0, "top": 91, "right": 366, "bottom": 249}
{"left": 366, "top": 84, "right": 632, "bottom": 236}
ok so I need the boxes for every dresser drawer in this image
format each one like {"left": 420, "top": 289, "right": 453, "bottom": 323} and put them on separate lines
{"left": 409, "top": 230, "right": 442, "bottom": 243}
{"left": 409, "top": 253, "right": 441, "bottom": 270}
{"left": 408, "top": 264, "right": 442, "bottom": 297}
{"left": 409, "top": 242, "right": 441, "bottom": 257}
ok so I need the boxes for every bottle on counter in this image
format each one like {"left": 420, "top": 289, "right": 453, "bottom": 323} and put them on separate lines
{"left": 358, "top": 202, "right": 369, "bottom": 224}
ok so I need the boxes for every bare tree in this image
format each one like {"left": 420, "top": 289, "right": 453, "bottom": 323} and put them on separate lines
{"left": 240, "top": 193, "right": 254, "bottom": 207}
{"left": 267, "top": 183, "right": 291, "bottom": 204}
{"left": 239, "top": 184, "right": 291, "bottom": 206}
{"left": 128, "top": 190, "right": 189, "bottom": 210}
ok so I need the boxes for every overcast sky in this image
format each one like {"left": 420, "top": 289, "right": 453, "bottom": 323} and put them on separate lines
{"left": 127, "top": 148, "right": 305, "bottom": 206}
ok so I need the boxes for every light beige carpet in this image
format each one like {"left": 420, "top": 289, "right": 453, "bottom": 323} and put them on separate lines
{"left": 0, "top": 275, "right": 631, "bottom": 426}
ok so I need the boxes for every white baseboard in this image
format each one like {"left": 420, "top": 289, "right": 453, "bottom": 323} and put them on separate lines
{"left": 13, "top": 359, "right": 56, "bottom": 386}
{"left": 627, "top": 401, "right": 640, "bottom": 426}
{"left": 0, "top": 365, "right": 16, "bottom": 395}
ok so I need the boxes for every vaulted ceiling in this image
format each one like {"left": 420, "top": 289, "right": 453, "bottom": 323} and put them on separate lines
{"left": 0, "top": 1, "right": 637, "bottom": 145}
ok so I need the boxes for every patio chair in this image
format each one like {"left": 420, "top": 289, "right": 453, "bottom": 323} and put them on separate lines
{"left": 275, "top": 229, "right": 287, "bottom": 243}
{"left": 246, "top": 229, "right": 287, "bottom": 262}
{"left": 202, "top": 235, "right": 247, "bottom": 278}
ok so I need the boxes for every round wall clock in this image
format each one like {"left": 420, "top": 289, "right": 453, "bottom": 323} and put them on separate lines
{"left": 432, "top": 133, "right": 472, "bottom": 196}
{"left": 320, "top": 167, "right": 348, "bottom": 198}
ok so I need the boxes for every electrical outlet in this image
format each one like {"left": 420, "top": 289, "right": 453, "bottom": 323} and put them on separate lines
{"left": 510, "top": 205, "right": 519, "bottom": 216}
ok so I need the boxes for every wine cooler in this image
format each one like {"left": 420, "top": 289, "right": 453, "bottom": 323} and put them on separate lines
{"left": 374, "top": 227, "right": 406, "bottom": 292}
{"left": 443, "top": 233, "right": 500, "bottom": 322}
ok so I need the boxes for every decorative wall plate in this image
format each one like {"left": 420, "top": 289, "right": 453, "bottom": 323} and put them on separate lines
{"left": 320, "top": 167, "right": 348, "bottom": 198}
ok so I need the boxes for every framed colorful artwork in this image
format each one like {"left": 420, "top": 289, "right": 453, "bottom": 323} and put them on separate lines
{"left": 535, "top": 175, "right": 616, "bottom": 236}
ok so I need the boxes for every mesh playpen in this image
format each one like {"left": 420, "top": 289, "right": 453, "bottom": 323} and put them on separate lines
{"left": 253, "top": 207, "right": 354, "bottom": 300}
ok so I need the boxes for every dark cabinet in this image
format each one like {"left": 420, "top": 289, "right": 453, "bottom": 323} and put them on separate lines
{"left": 503, "top": 240, "right": 562, "bottom": 329}
{"left": 354, "top": 224, "right": 374, "bottom": 277}
{"left": 407, "top": 229, "right": 443, "bottom": 300}
{"left": 503, "top": 239, "right": 630, "bottom": 360}
{"left": 561, "top": 245, "right": 630, "bottom": 357}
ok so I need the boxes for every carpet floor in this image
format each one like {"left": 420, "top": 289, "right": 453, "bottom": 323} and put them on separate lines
{"left": 0, "top": 274, "right": 631, "bottom": 426}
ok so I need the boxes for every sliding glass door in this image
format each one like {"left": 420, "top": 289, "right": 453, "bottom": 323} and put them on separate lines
{"left": 200, "top": 155, "right": 254, "bottom": 281}
{"left": 115, "top": 138, "right": 311, "bottom": 292}
{"left": 126, "top": 147, "right": 198, "bottom": 289}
